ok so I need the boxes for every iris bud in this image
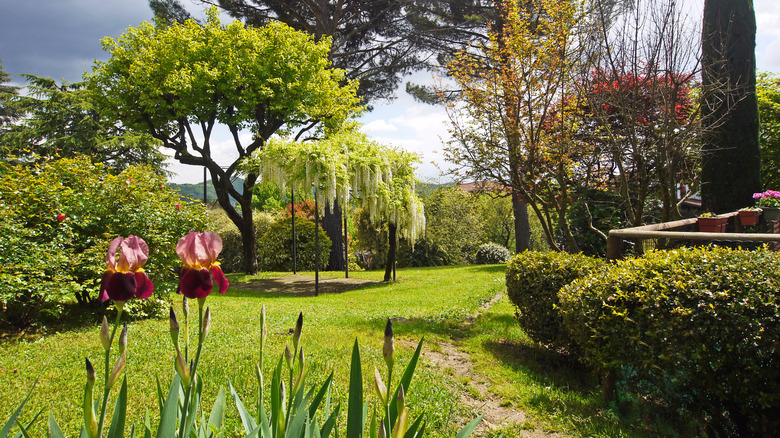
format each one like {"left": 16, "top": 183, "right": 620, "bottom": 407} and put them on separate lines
{"left": 119, "top": 322, "right": 127, "bottom": 354}
{"left": 169, "top": 307, "right": 179, "bottom": 349}
{"left": 284, "top": 344, "right": 293, "bottom": 371}
{"left": 100, "top": 316, "right": 110, "bottom": 352}
{"left": 392, "top": 385, "right": 407, "bottom": 438}
{"left": 293, "top": 312, "right": 303, "bottom": 353}
{"left": 107, "top": 352, "right": 126, "bottom": 389}
{"left": 373, "top": 366, "right": 388, "bottom": 406}
{"left": 383, "top": 319, "right": 395, "bottom": 369}
{"left": 175, "top": 349, "right": 191, "bottom": 388}
{"left": 202, "top": 306, "right": 211, "bottom": 340}
{"left": 83, "top": 358, "right": 97, "bottom": 438}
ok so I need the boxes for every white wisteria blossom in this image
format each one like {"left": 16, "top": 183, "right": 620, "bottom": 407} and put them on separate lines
{"left": 243, "top": 129, "right": 426, "bottom": 244}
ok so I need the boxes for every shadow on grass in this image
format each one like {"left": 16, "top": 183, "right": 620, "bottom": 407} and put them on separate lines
{"left": 226, "top": 274, "right": 389, "bottom": 299}
{"left": 1, "top": 300, "right": 110, "bottom": 340}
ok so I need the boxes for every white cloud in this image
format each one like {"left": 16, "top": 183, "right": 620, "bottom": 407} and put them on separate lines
{"left": 362, "top": 119, "right": 398, "bottom": 133}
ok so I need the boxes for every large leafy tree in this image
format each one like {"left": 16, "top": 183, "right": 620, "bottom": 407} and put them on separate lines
{"left": 444, "top": 0, "right": 587, "bottom": 252}
{"left": 581, "top": 0, "right": 701, "bottom": 226}
{"left": 89, "top": 10, "right": 360, "bottom": 274}
{"left": 758, "top": 72, "right": 780, "bottom": 190}
{"left": 161, "top": 0, "right": 429, "bottom": 271}
{"left": 1, "top": 75, "right": 166, "bottom": 173}
{"left": 701, "top": 0, "right": 760, "bottom": 213}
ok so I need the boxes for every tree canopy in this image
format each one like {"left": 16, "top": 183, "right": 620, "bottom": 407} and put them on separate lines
{"left": 1, "top": 75, "right": 167, "bottom": 173}
{"left": 89, "top": 8, "right": 361, "bottom": 273}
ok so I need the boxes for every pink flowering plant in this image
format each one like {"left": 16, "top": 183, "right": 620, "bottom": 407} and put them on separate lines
{"left": 753, "top": 190, "right": 780, "bottom": 207}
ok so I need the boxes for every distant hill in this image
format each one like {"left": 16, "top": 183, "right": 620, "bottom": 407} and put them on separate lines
{"left": 170, "top": 178, "right": 244, "bottom": 205}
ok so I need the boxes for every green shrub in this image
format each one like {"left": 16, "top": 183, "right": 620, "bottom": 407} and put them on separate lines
{"left": 559, "top": 247, "right": 780, "bottom": 436}
{"left": 0, "top": 158, "right": 206, "bottom": 328}
{"left": 208, "top": 209, "right": 282, "bottom": 273}
{"left": 397, "top": 237, "right": 451, "bottom": 267}
{"left": 258, "top": 218, "right": 331, "bottom": 271}
{"left": 475, "top": 242, "right": 511, "bottom": 264}
{"left": 505, "top": 250, "right": 605, "bottom": 347}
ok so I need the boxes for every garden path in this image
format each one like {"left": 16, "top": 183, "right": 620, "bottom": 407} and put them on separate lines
{"left": 416, "top": 293, "right": 562, "bottom": 438}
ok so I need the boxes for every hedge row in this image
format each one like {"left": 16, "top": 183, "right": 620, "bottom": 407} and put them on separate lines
{"left": 506, "top": 247, "right": 780, "bottom": 436}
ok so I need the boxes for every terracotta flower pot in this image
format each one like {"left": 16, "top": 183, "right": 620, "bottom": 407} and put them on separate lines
{"left": 738, "top": 210, "right": 761, "bottom": 226}
{"left": 698, "top": 216, "right": 728, "bottom": 233}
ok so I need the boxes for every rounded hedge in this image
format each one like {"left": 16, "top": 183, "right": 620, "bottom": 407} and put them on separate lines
{"left": 475, "top": 242, "right": 511, "bottom": 264}
{"left": 559, "top": 247, "right": 780, "bottom": 436}
{"left": 505, "top": 250, "right": 605, "bottom": 347}
{"left": 258, "top": 218, "right": 331, "bottom": 272}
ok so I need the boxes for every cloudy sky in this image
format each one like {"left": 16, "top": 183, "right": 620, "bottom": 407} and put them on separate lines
{"left": 2, "top": 0, "right": 780, "bottom": 183}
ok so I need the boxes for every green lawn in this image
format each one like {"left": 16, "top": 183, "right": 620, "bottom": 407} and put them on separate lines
{"left": 0, "top": 265, "right": 671, "bottom": 437}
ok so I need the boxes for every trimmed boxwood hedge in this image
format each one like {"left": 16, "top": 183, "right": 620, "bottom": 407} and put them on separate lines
{"left": 505, "top": 250, "right": 606, "bottom": 347}
{"left": 559, "top": 247, "right": 780, "bottom": 436}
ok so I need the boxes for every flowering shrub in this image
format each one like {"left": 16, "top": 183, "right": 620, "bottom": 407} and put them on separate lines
{"left": 0, "top": 158, "right": 206, "bottom": 328}
{"left": 752, "top": 189, "right": 780, "bottom": 207}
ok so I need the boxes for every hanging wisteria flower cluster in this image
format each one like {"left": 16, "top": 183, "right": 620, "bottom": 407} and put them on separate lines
{"left": 249, "top": 129, "right": 426, "bottom": 244}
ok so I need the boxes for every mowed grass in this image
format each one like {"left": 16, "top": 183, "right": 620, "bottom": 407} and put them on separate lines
{"left": 0, "top": 265, "right": 503, "bottom": 437}
{"left": 1, "top": 265, "right": 675, "bottom": 437}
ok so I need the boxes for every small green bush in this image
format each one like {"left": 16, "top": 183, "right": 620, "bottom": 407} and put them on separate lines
{"left": 208, "top": 209, "right": 282, "bottom": 273}
{"left": 258, "top": 218, "right": 331, "bottom": 271}
{"left": 475, "top": 242, "right": 511, "bottom": 264}
{"left": 505, "top": 250, "right": 605, "bottom": 347}
{"left": 397, "top": 237, "right": 451, "bottom": 267}
{"left": 559, "top": 247, "right": 780, "bottom": 436}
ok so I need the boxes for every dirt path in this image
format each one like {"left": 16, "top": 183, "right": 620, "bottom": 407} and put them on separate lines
{"left": 419, "top": 293, "right": 561, "bottom": 437}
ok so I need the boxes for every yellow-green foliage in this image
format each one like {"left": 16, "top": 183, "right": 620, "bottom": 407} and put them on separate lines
{"left": 560, "top": 247, "right": 780, "bottom": 436}
{"left": 505, "top": 250, "right": 605, "bottom": 347}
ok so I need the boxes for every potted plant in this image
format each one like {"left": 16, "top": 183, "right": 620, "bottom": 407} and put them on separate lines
{"left": 698, "top": 212, "right": 728, "bottom": 233}
{"left": 738, "top": 207, "right": 762, "bottom": 226}
{"left": 752, "top": 190, "right": 780, "bottom": 224}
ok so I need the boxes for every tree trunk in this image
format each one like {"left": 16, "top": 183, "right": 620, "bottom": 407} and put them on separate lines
{"left": 322, "top": 200, "right": 345, "bottom": 271}
{"left": 701, "top": 0, "right": 761, "bottom": 213}
{"left": 210, "top": 169, "right": 259, "bottom": 275}
{"left": 512, "top": 192, "right": 531, "bottom": 252}
{"left": 383, "top": 223, "right": 397, "bottom": 282}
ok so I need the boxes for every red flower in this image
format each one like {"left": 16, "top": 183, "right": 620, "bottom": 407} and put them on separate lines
{"left": 99, "top": 236, "right": 154, "bottom": 303}
{"left": 176, "top": 231, "right": 229, "bottom": 299}
{"left": 57, "top": 214, "right": 66, "bottom": 222}
{"left": 176, "top": 204, "right": 182, "bottom": 211}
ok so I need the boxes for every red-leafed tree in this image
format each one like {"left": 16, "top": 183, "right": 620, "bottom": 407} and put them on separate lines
{"left": 580, "top": 69, "right": 699, "bottom": 226}
{"left": 579, "top": 0, "right": 702, "bottom": 235}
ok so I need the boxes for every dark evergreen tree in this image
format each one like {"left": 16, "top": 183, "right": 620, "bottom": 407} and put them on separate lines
{"left": 1, "top": 75, "right": 167, "bottom": 173}
{"left": 701, "top": 0, "right": 761, "bottom": 213}
{"left": 0, "top": 59, "right": 21, "bottom": 131}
